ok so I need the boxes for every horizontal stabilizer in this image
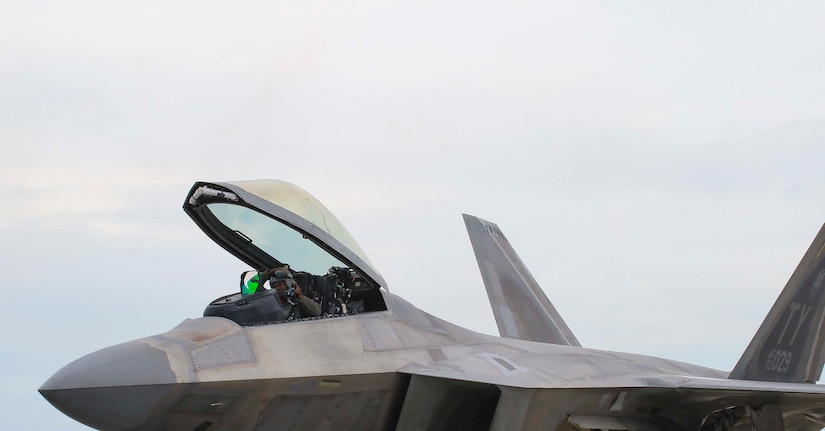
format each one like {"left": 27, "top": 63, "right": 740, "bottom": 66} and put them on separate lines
{"left": 730, "top": 222, "right": 825, "bottom": 383}
{"left": 463, "top": 214, "right": 580, "bottom": 346}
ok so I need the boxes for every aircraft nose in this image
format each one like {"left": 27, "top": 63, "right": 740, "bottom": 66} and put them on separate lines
{"left": 39, "top": 339, "right": 178, "bottom": 431}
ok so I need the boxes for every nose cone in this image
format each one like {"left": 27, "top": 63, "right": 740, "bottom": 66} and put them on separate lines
{"left": 39, "top": 340, "right": 178, "bottom": 430}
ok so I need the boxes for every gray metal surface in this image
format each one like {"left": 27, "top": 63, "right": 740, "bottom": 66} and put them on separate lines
{"left": 39, "top": 180, "right": 825, "bottom": 431}
{"left": 731, "top": 221, "right": 825, "bottom": 383}
{"left": 464, "top": 214, "right": 581, "bottom": 346}
{"left": 42, "top": 289, "right": 825, "bottom": 431}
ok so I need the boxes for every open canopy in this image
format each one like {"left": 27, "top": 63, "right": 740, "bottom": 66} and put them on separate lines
{"left": 183, "top": 180, "right": 386, "bottom": 290}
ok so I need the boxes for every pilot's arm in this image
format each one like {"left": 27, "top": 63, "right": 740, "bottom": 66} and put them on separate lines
{"left": 294, "top": 287, "right": 322, "bottom": 317}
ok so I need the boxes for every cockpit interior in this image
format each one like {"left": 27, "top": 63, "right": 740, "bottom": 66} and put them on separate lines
{"left": 203, "top": 265, "right": 387, "bottom": 326}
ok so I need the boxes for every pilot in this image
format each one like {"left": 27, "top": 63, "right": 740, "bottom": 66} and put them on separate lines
{"left": 267, "top": 269, "right": 322, "bottom": 319}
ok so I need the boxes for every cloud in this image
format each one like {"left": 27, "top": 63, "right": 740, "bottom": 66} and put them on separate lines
{"left": 0, "top": 166, "right": 193, "bottom": 242}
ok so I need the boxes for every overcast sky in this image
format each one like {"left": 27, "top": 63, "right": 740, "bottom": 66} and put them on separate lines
{"left": 3, "top": 1, "right": 825, "bottom": 429}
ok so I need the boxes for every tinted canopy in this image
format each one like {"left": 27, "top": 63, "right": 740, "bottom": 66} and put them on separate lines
{"left": 183, "top": 180, "right": 386, "bottom": 290}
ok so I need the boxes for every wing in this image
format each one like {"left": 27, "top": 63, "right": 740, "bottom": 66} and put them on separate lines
{"left": 399, "top": 362, "right": 825, "bottom": 431}
{"left": 463, "top": 214, "right": 580, "bottom": 346}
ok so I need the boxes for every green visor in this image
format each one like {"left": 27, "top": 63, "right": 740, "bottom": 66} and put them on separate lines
{"left": 241, "top": 270, "right": 262, "bottom": 295}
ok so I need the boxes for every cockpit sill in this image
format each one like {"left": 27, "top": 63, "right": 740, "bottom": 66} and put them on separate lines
{"left": 203, "top": 266, "right": 388, "bottom": 327}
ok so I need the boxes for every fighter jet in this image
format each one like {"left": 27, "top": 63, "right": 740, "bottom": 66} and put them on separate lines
{"left": 40, "top": 179, "right": 825, "bottom": 430}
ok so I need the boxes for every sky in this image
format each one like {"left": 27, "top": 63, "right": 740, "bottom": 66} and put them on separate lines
{"left": 2, "top": 1, "right": 825, "bottom": 429}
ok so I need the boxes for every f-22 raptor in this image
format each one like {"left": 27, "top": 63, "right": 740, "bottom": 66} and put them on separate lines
{"left": 40, "top": 180, "right": 825, "bottom": 430}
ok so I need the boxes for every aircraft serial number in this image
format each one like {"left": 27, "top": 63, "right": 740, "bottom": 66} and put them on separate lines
{"left": 764, "top": 349, "right": 792, "bottom": 373}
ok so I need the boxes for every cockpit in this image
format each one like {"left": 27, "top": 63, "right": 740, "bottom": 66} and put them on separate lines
{"left": 183, "top": 180, "right": 388, "bottom": 326}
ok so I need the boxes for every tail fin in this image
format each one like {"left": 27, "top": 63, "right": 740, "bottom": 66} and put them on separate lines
{"left": 463, "top": 214, "right": 580, "bottom": 346}
{"left": 730, "top": 222, "right": 825, "bottom": 383}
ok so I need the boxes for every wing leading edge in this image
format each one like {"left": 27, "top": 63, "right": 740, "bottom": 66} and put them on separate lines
{"left": 463, "top": 214, "right": 580, "bottom": 346}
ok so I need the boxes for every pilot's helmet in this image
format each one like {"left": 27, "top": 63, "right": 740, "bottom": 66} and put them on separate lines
{"left": 269, "top": 270, "right": 297, "bottom": 289}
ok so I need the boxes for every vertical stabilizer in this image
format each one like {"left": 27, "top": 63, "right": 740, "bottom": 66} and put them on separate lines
{"left": 463, "top": 214, "right": 580, "bottom": 346}
{"left": 730, "top": 222, "right": 825, "bottom": 383}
